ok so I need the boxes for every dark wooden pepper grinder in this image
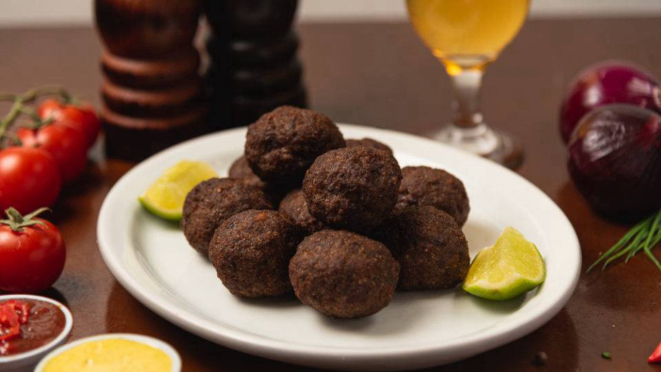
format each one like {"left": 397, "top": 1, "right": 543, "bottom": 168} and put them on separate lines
{"left": 95, "top": 0, "right": 208, "bottom": 161}
{"left": 205, "top": 0, "right": 308, "bottom": 128}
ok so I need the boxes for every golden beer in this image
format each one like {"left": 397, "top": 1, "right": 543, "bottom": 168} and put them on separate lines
{"left": 407, "top": 0, "right": 529, "bottom": 75}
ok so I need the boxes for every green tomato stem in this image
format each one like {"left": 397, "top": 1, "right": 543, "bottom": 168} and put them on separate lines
{"left": 0, "top": 207, "right": 49, "bottom": 232}
{"left": 19, "top": 86, "right": 70, "bottom": 103}
{"left": 0, "top": 86, "right": 72, "bottom": 145}
{"left": 0, "top": 99, "right": 25, "bottom": 146}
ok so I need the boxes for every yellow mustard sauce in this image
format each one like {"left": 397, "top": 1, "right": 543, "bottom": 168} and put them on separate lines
{"left": 43, "top": 338, "right": 172, "bottom": 372}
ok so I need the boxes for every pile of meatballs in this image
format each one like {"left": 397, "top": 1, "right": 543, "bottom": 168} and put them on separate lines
{"left": 181, "top": 106, "right": 471, "bottom": 319}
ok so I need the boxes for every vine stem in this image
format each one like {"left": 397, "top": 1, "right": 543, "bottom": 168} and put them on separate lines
{"left": 0, "top": 99, "right": 24, "bottom": 142}
{"left": 22, "top": 86, "right": 70, "bottom": 103}
{"left": 0, "top": 86, "right": 69, "bottom": 103}
{"left": 0, "top": 86, "right": 71, "bottom": 145}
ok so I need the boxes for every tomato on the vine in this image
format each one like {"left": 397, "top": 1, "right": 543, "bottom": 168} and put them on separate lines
{"left": 38, "top": 99, "right": 100, "bottom": 148}
{"left": 17, "top": 124, "right": 88, "bottom": 183}
{"left": 0, "top": 147, "right": 61, "bottom": 214}
{"left": 0, "top": 208, "right": 66, "bottom": 293}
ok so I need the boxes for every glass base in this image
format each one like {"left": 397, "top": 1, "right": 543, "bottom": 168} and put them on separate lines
{"left": 429, "top": 124, "right": 524, "bottom": 170}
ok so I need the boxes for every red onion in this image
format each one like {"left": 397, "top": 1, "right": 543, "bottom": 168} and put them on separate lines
{"left": 559, "top": 62, "right": 661, "bottom": 144}
{"left": 568, "top": 104, "right": 661, "bottom": 220}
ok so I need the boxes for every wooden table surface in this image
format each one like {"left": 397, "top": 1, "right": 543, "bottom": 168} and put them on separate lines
{"left": 1, "top": 18, "right": 661, "bottom": 372}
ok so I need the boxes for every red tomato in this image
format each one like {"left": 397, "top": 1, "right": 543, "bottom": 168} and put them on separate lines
{"left": 38, "top": 99, "right": 100, "bottom": 148}
{"left": 18, "top": 124, "right": 88, "bottom": 183}
{"left": 0, "top": 210, "right": 65, "bottom": 293}
{"left": 0, "top": 148, "right": 61, "bottom": 214}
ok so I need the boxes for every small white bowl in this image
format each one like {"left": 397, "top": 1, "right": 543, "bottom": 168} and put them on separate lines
{"left": 35, "top": 333, "right": 182, "bottom": 372}
{"left": 0, "top": 295, "right": 73, "bottom": 372}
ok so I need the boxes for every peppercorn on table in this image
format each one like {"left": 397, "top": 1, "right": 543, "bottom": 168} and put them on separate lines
{"left": 1, "top": 19, "right": 661, "bottom": 372}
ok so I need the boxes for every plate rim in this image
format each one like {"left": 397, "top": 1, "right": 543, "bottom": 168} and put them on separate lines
{"left": 97, "top": 124, "right": 581, "bottom": 369}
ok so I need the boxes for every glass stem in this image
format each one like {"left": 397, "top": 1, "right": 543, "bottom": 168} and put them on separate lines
{"left": 437, "top": 67, "right": 500, "bottom": 157}
{"left": 449, "top": 69, "right": 484, "bottom": 130}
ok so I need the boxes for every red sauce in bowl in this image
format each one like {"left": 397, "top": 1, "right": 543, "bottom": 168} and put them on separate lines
{"left": 0, "top": 299, "right": 66, "bottom": 356}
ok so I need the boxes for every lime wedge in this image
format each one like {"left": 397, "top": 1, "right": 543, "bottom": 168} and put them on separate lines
{"left": 463, "top": 227, "right": 545, "bottom": 300}
{"left": 139, "top": 160, "right": 217, "bottom": 221}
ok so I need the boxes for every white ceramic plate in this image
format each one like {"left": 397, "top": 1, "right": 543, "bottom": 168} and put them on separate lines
{"left": 98, "top": 125, "right": 580, "bottom": 371}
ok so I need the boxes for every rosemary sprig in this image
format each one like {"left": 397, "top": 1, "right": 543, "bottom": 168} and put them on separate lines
{"left": 588, "top": 209, "right": 661, "bottom": 272}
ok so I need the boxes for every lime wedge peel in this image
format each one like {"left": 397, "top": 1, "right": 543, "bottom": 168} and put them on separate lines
{"left": 139, "top": 160, "right": 218, "bottom": 221}
{"left": 463, "top": 227, "right": 546, "bottom": 301}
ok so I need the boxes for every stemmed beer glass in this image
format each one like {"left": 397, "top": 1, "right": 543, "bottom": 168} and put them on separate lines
{"left": 406, "top": 0, "right": 530, "bottom": 169}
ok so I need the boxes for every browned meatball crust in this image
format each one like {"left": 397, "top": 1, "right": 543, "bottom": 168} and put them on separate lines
{"left": 245, "top": 106, "right": 345, "bottom": 185}
{"left": 182, "top": 178, "right": 273, "bottom": 256}
{"left": 209, "top": 210, "right": 301, "bottom": 298}
{"left": 228, "top": 155, "right": 291, "bottom": 205}
{"left": 303, "top": 146, "right": 402, "bottom": 233}
{"left": 278, "top": 189, "right": 325, "bottom": 234}
{"left": 371, "top": 206, "right": 469, "bottom": 290}
{"left": 396, "top": 166, "right": 470, "bottom": 227}
{"left": 229, "top": 155, "right": 265, "bottom": 189}
{"left": 345, "top": 138, "right": 393, "bottom": 155}
{"left": 289, "top": 230, "right": 399, "bottom": 318}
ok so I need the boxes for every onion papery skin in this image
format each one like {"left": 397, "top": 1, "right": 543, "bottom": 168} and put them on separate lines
{"left": 560, "top": 62, "right": 661, "bottom": 145}
{"left": 568, "top": 104, "right": 661, "bottom": 221}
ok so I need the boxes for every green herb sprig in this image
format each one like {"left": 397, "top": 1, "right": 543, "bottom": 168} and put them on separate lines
{"left": 588, "top": 209, "right": 661, "bottom": 272}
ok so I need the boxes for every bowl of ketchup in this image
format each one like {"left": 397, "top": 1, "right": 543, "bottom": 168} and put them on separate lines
{"left": 0, "top": 295, "right": 73, "bottom": 372}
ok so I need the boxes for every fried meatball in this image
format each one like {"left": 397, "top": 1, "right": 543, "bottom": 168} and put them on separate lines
{"left": 289, "top": 230, "right": 399, "bottom": 318}
{"left": 245, "top": 106, "right": 345, "bottom": 185}
{"left": 303, "top": 146, "right": 402, "bottom": 233}
{"left": 229, "top": 155, "right": 265, "bottom": 189}
{"left": 209, "top": 210, "right": 300, "bottom": 298}
{"left": 278, "top": 189, "right": 325, "bottom": 234}
{"left": 228, "top": 155, "right": 290, "bottom": 204}
{"left": 371, "top": 206, "right": 469, "bottom": 290}
{"left": 396, "top": 166, "right": 470, "bottom": 227}
{"left": 182, "top": 178, "right": 273, "bottom": 256}
{"left": 345, "top": 138, "right": 393, "bottom": 155}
